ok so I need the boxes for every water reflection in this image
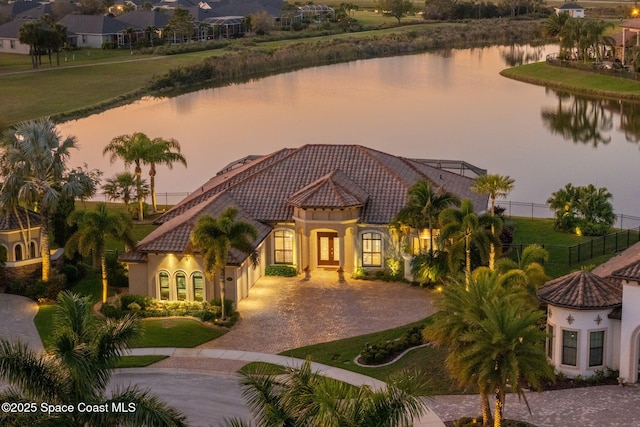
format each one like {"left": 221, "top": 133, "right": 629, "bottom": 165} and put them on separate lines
{"left": 500, "top": 44, "right": 544, "bottom": 67}
{"left": 541, "top": 90, "right": 614, "bottom": 147}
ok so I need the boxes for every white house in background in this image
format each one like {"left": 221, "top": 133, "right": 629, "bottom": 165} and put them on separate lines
{"left": 538, "top": 241, "right": 640, "bottom": 383}
{"left": 0, "top": 19, "right": 32, "bottom": 55}
{"left": 554, "top": 3, "right": 585, "bottom": 18}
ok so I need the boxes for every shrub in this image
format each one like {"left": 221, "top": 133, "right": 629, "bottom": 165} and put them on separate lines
{"left": 359, "top": 326, "right": 424, "bottom": 365}
{"left": 120, "top": 294, "right": 153, "bottom": 310}
{"left": 106, "top": 253, "right": 128, "bottom": 289}
{"left": 60, "top": 263, "right": 79, "bottom": 283}
{"left": 265, "top": 265, "right": 298, "bottom": 277}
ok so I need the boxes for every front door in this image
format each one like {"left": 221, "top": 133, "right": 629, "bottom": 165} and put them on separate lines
{"left": 317, "top": 232, "right": 339, "bottom": 266}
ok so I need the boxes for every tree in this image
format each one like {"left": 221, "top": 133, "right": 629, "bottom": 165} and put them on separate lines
{"left": 190, "top": 207, "right": 258, "bottom": 320}
{"left": 40, "top": 14, "right": 67, "bottom": 66}
{"left": 395, "top": 179, "right": 459, "bottom": 255}
{"left": 65, "top": 203, "right": 135, "bottom": 303}
{"left": 19, "top": 20, "right": 43, "bottom": 68}
{"left": 224, "top": 359, "right": 427, "bottom": 427}
{"left": 542, "top": 12, "right": 571, "bottom": 58}
{"left": 166, "top": 8, "right": 194, "bottom": 42}
{"left": 577, "top": 184, "right": 615, "bottom": 228}
{"left": 103, "top": 133, "right": 153, "bottom": 221}
{"left": 68, "top": 163, "right": 103, "bottom": 208}
{"left": 251, "top": 10, "right": 274, "bottom": 35}
{"left": 0, "top": 291, "right": 187, "bottom": 427}
{"left": 547, "top": 183, "right": 580, "bottom": 231}
{"left": 145, "top": 25, "right": 158, "bottom": 46}
{"left": 547, "top": 183, "right": 615, "bottom": 235}
{"left": 471, "top": 174, "right": 514, "bottom": 270}
{"left": 377, "top": 0, "right": 415, "bottom": 23}
{"left": 144, "top": 137, "right": 186, "bottom": 213}
{"left": 0, "top": 118, "right": 89, "bottom": 281}
{"left": 438, "top": 199, "right": 501, "bottom": 288}
{"left": 102, "top": 172, "right": 137, "bottom": 207}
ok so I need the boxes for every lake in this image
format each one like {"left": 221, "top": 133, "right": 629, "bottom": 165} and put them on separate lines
{"left": 58, "top": 44, "right": 640, "bottom": 218}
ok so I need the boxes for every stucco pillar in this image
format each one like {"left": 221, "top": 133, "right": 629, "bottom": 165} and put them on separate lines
{"left": 300, "top": 231, "right": 311, "bottom": 278}
{"left": 343, "top": 227, "right": 355, "bottom": 274}
{"left": 623, "top": 28, "right": 627, "bottom": 65}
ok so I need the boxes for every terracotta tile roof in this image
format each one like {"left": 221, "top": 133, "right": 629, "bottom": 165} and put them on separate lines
{"left": 0, "top": 209, "right": 42, "bottom": 231}
{"left": 537, "top": 270, "right": 622, "bottom": 309}
{"left": 591, "top": 241, "right": 640, "bottom": 277}
{"left": 125, "top": 144, "right": 487, "bottom": 262}
{"left": 287, "top": 170, "right": 368, "bottom": 208}
{"left": 610, "top": 259, "right": 640, "bottom": 282}
{"left": 622, "top": 18, "right": 640, "bottom": 30}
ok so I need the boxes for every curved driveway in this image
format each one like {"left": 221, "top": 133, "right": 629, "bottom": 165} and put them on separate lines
{"left": 0, "top": 293, "right": 43, "bottom": 351}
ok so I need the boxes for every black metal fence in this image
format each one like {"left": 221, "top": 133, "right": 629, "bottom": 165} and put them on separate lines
{"left": 546, "top": 55, "right": 640, "bottom": 82}
{"left": 504, "top": 227, "right": 640, "bottom": 267}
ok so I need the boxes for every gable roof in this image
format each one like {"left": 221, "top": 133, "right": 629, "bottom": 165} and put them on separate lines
{"left": 610, "top": 259, "right": 640, "bottom": 282}
{"left": 123, "top": 144, "right": 487, "bottom": 263}
{"left": 0, "top": 18, "right": 34, "bottom": 38}
{"left": 621, "top": 18, "right": 640, "bottom": 30}
{"left": 57, "top": 14, "right": 130, "bottom": 34}
{"left": 537, "top": 270, "right": 622, "bottom": 309}
{"left": 15, "top": 4, "right": 53, "bottom": 19}
{"left": 115, "top": 10, "right": 171, "bottom": 28}
{"left": 555, "top": 3, "right": 584, "bottom": 10}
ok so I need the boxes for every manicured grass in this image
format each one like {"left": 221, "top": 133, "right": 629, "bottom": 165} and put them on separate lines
{"left": 34, "top": 304, "right": 56, "bottom": 351}
{"left": 279, "top": 317, "right": 464, "bottom": 395}
{"left": 501, "top": 62, "right": 640, "bottom": 100}
{"left": 129, "top": 318, "right": 225, "bottom": 348}
{"left": 509, "top": 217, "right": 589, "bottom": 246}
{"left": 239, "top": 362, "right": 288, "bottom": 375}
{"left": 115, "top": 355, "right": 168, "bottom": 368}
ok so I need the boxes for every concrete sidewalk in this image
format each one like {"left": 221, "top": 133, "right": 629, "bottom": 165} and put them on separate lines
{"left": 128, "top": 347, "right": 445, "bottom": 427}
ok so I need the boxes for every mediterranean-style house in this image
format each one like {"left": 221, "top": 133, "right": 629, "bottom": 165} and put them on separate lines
{"left": 120, "top": 144, "right": 488, "bottom": 307}
{"left": 0, "top": 209, "right": 44, "bottom": 281}
{"left": 538, "top": 240, "right": 640, "bottom": 383}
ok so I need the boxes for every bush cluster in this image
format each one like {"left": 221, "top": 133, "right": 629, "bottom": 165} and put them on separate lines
{"left": 265, "top": 265, "right": 298, "bottom": 277}
{"left": 360, "top": 326, "right": 424, "bottom": 365}
{"left": 100, "top": 295, "right": 235, "bottom": 324}
{"left": 6, "top": 273, "right": 68, "bottom": 302}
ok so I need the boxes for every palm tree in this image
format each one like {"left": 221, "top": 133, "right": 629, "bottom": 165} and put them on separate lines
{"left": 19, "top": 20, "right": 43, "bottom": 68}
{"left": 577, "top": 184, "right": 616, "bottom": 228}
{"left": 471, "top": 174, "right": 514, "bottom": 270}
{"left": 104, "top": 133, "right": 153, "bottom": 221}
{"left": 547, "top": 183, "right": 580, "bottom": 231}
{"left": 542, "top": 12, "right": 571, "bottom": 59}
{"left": 144, "top": 137, "right": 187, "bottom": 213}
{"left": 0, "top": 291, "right": 187, "bottom": 426}
{"left": 190, "top": 207, "right": 258, "bottom": 320}
{"left": 102, "top": 172, "right": 137, "bottom": 207}
{"left": 395, "top": 179, "right": 460, "bottom": 255}
{"left": 65, "top": 203, "right": 135, "bottom": 303}
{"left": 224, "top": 359, "right": 428, "bottom": 427}
{"left": 0, "top": 118, "right": 89, "bottom": 281}
{"left": 455, "top": 296, "right": 553, "bottom": 427}
{"left": 438, "top": 199, "right": 501, "bottom": 288}
{"left": 496, "top": 244, "right": 549, "bottom": 300}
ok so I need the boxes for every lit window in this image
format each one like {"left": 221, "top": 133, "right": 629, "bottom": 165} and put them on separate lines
{"left": 274, "top": 230, "right": 293, "bottom": 264}
{"left": 562, "top": 330, "right": 578, "bottom": 366}
{"left": 159, "top": 272, "right": 170, "bottom": 301}
{"left": 589, "top": 330, "right": 604, "bottom": 367}
{"left": 362, "top": 232, "right": 382, "bottom": 267}
{"left": 192, "top": 272, "right": 204, "bottom": 302}
{"left": 176, "top": 272, "right": 187, "bottom": 301}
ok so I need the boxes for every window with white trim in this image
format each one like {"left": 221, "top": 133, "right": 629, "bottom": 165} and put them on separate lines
{"left": 274, "top": 230, "right": 293, "bottom": 264}
{"left": 362, "top": 232, "right": 382, "bottom": 267}
{"left": 192, "top": 272, "right": 204, "bottom": 302}
{"left": 176, "top": 272, "right": 187, "bottom": 301}
{"left": 159, "top": 271, "right": 170, "bottom": 301}
{"left": 562, "top": 330, "right": 578, "bottom": 366}
{"left": 589, "top": 330, "right": 605, "bottom": 367}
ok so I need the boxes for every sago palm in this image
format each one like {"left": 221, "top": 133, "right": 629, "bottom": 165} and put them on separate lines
{"left": 190, "top": 207, "right": 258, "bottom": 320}
{"left": 0, "top": 292, "right": 187, "bottom": 427}
{"left": 65, "top": 203, "right": 135, "bottom": 303}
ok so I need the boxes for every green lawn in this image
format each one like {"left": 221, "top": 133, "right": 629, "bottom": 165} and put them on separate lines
{"left": 33, "top": 304, "right": 56, "bottom": 350}
{"left": 129, "top": 318, "right": 225, "bottom": 348}
{"left": 115, "top": 355, "right": 168, "bottom": 368}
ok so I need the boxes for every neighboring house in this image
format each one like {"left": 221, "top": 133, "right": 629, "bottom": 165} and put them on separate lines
{"left": 538, "top": 240, "right": 640, "bottom": 383}
{"left": 618, "top": 18, "right": 640, "bottom": 65}
{"left": 57, "top": 14, "right": 131, "bottom": 48}
{"left": 14, "top": 3, "right": 53, "bottom": 20}
{"left": 554, "top": 3, "right": 585, "bottom": 18}
{"left": 0, "top": 18, "right": 33, "bottom": 54}
{"left": 120, "top": 144, "right": 488, "bottom": 307}
{"left": 115, "top": 10, "right": 170, "bottom": 40}
{"left": 0, "top": 209, "right": 43, "bottom": 281}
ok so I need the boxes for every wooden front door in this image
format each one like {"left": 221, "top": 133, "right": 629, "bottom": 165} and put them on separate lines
{"left": 317, "top": 232, "right": 339, "bottom": 266}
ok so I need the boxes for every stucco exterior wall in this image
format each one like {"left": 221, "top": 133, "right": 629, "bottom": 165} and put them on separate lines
{"left": 0, "top": 39, "right": 30, "bottom": 54}
{"left": 547, "top": 304, "right": 618, "bottom": 378}
{"left": 619, "top": 281, "right": 640, "bottom": 382}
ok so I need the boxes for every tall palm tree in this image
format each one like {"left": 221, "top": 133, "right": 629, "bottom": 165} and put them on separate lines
{"left": 438, "top": 199, "right": 501, "bottom": 288}
{"left": 0, "top": 291, "right": 187, "bottom": 426}
{"left": 65, "top": 203, "right": 135, "bottom": 303}
{"left": 104, "top": 133, "right": 152, "bottom": 221}
{"left": 395, "top": 179, "right": 460, "bottom": 255}
{"left": 144, "top": 137, "right": 187, "bottom": 213}
{"left": 224, "top": 359, "right": 428, "bottom": 427}
{"left": 190, "top": 207, "right": 258, "bottom": 320}
{"left": 542, "top": 12, "right": 571, "bottom": 59}
{"left": 471, "top": 174, "right": 514, "bottom": 270}
{"left": 0, "top": 118, "right": 89, "bottom": 281}
{"left": 455, "top": 296, "right": 553, "bottom": 427}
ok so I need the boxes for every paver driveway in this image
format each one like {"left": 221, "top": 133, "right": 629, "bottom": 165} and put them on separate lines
{"left": 199, "top": 271, "right": 435, "bottom": 353}
{"left": 0, "top": 293, "right": 43, "bottom": 351}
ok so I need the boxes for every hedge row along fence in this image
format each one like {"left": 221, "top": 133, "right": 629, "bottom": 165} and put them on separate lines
{"left": 146, "top": 20, "right": 546, "bottom": 92}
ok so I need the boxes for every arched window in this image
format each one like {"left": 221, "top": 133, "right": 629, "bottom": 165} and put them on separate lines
{"left": 158, "top": 271, "right": 170, "bottom": 301}
{"left": 362, "top": 232, "right": 382, "bottom": 267}
{"left": 29, "top": 242, "right": 36, "bottom": 259}
{"left": 274, "top": 229, "right": 294, "bottom": 264}
{"left": 14, "top": 244, "right": 23, "bottom": 262}
{"left": 192, "top": 272, "right": 204, "bottom": 302}
{"left": 176, "top": 272, "right": 187, "bottom": 301}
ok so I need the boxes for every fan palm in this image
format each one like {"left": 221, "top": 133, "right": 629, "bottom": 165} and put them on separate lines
{"left": 65, "top": 203, "right": 135, "bottom": 303}
{"left": 0, "top": 291, "right": 187, "bottom": 427}
{"left": 0, "top": 118, "right": 89, "bottom": 281}
{"left": 438, "top": 199, "right": 501, "bottom": 288}
{"left": 395, "top": 179, "right": 460, "bottom": 255}
{"left": 471, "top": 174, "right": 514, "bottom": 271}
{"left": 224, "top": 359, "right": 428, "bottom": 427}
{"left": 190, "top": 207, "right": 258, "bottom": 320}
{"left": 102, "top": 172, "right": 137, "bottom": 207}
{"left": 144, "top": 137, "right": 187, "bottom": 213}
